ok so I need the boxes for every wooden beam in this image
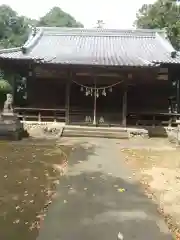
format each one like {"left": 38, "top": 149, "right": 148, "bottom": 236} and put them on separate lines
{"left": 65, "top": 71, "right": 71, "bottom": 124}
{"left": 76, "top": 72, "right": 122, "bottom": 77}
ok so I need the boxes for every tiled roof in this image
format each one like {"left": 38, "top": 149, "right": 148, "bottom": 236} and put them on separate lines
{"left": 0, "top": 27, "right": 180, "bottom": 66}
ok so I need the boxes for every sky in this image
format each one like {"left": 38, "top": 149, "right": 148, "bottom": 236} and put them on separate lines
{"left": 0, "top": 0, "right": 156, "bottom": 28}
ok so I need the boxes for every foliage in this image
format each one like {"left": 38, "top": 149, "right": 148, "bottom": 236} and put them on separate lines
{"left": 0, "top": 5, "right": 32, "bottom": 48}
{"left": 135, "top": 0, "right": 180, "bottom": 49}
{"left": 0, "top": 79, "right": 12, "bottom": 93}
{"left": 0, "top": 5, "right": 83, "bottom": 48}
{"left": 0, "top": 79, "right": 12, "bottom": 108}
{"left": 38, "top": 7, "right": 83, "bottom": 28}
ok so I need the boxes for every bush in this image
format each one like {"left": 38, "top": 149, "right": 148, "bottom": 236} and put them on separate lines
{"left": 0, "top": 80, "right": 12, "bottom": 110}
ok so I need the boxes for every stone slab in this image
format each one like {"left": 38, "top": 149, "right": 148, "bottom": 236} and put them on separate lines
{"left": 0, "top": 113, "right": 23, "bottom": 140}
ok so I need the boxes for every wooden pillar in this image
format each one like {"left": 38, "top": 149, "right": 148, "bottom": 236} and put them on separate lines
{"left": 11, "top": 73, "right": 16, "bottom": 99}
{"left": 177, "top": 78, "right": 180, "bottom": 114}
{"left": 122, "top": 82, "right": 127, "bottom": 127}
{"left": 26, "top": 65, "right": 33, "bottom": 104}
{"left": 65, "top": 71, "right": 71, "bottom": 124}
{"left": 93, "top": 76, "right": 97, "bottom": 125}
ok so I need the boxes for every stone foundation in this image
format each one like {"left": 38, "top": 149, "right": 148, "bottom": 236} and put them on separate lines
{"left": 22, "top": 121, "right": 65, "bottom": 139}
{"left": 127, "top": 128, "right": 149, "bottom": 138}
{"left": 128, "top": 126, "right": 179, "bottom": 142}
{"left": 21, "top": 121, "right": 180, "bottom": 142}
{"left": 0, "top": 113, "right": 23, "bottom": 140}
{"left": 166, "top": 127, "right": 180, "bottom": 144}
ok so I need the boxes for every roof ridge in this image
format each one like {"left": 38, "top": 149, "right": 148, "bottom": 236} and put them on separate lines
{"left": 37, "top": 26, "right": 164, "bottom": 32}
{"left": 37, "top": 27, "right": 165, "bottom": 36}
{"left": 155, "top": 32, "right": 175, "bottom": 52}
{"left": 44, "top": 33, "right": 156, "bottom": 38}
{"left": 21, "top": 28, "right": 43, "bottom": 54}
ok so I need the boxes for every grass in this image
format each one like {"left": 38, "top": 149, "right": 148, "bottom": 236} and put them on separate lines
{"left": 0, "top": 140, "right": 72, "bottom": 240}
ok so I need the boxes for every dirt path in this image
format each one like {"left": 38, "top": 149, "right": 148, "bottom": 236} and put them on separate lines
{"left": 0, "top": 140, "right": 71, "bottom": 240}
{"left": 120, "top": 138, "right": 180, "bottom": 239}
{"left": 37, "top": 137, "right": 171, "bottom": 240}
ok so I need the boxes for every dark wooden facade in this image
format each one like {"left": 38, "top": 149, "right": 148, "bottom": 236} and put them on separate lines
{"left": 0, "top": 59, "right": 179, "bottom": 127}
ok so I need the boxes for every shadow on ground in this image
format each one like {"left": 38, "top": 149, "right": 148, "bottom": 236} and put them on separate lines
{"left": 37, "top": 140, "right": 172, "bottom": 240}
{"left": 0, "top": 139, "right": 72, "bottom": 240}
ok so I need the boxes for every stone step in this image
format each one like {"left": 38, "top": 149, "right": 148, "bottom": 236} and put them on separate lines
{"left": 62, "top": 127, "right": 129, "bottom": 139}
{"left": 64, "top": 126, "right": 127, "bottom": 132}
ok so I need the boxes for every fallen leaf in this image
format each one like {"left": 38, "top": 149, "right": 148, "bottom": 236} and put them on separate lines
{"left": 29, "top": 222, "right": 37, "bottom": 230}
{"left": 46, "top": 200, "right": 52, "bottom": 206}
{"left": 13, "top": 219, "right": 20, "bottom": 224}
{"left": 36, "top": 214, "right": 46, "bottom": 219}
{"left": 46, "top": 190, "right": 53, "bottom": 197}
{"left": 54, "top": 180, "right": 59, "bottom": 185}
{"left": 117, "top": 188, "right": 126, "bottom": 193}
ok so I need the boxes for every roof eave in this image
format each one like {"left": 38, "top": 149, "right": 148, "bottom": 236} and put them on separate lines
{"left": 153, "top": 60, "right": 180, "bottom": 65}
{"left": 37, "top": 60, "right": 159, "bottom": 68}
{"left": 0, "top": 47, "right": 21, "bottom": 54}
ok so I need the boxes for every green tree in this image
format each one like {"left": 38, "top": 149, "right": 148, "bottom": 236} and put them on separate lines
{"left": 38, "top": 7, "right": 83, "bottom": 27}
{"left": 0, "top": 79, "right": 12, "bottom": 110}
{"left": 135, "top": 0, "right": 180, "bottom": 49}
{"left": 0, "top": 5, "right": 32, "bottom": 48}
{"left": 0, "top": 5, "right": 84, "bottom": 48}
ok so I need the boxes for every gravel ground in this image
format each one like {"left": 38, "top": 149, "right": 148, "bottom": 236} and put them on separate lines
{"left": 120, "top": 138, "right": 180, "bottom": 239}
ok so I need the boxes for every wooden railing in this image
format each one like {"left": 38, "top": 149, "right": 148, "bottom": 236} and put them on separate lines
{"left": 69, "top": 108, "right": 93, "bottom": 124}
{"left": 69, "top": 108, "right": 122, "bottom": 126}
{"left": 13, "top": 107, "right": 180, "bottom": 126}
{"left": 127, "top": 111, "right": 180, "bottom": 126}
{"left": 70, "top": 108, "right": 179, "bottom": 126}
{"left": 14, "top": 107, "right": 66, "bottom": 122}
